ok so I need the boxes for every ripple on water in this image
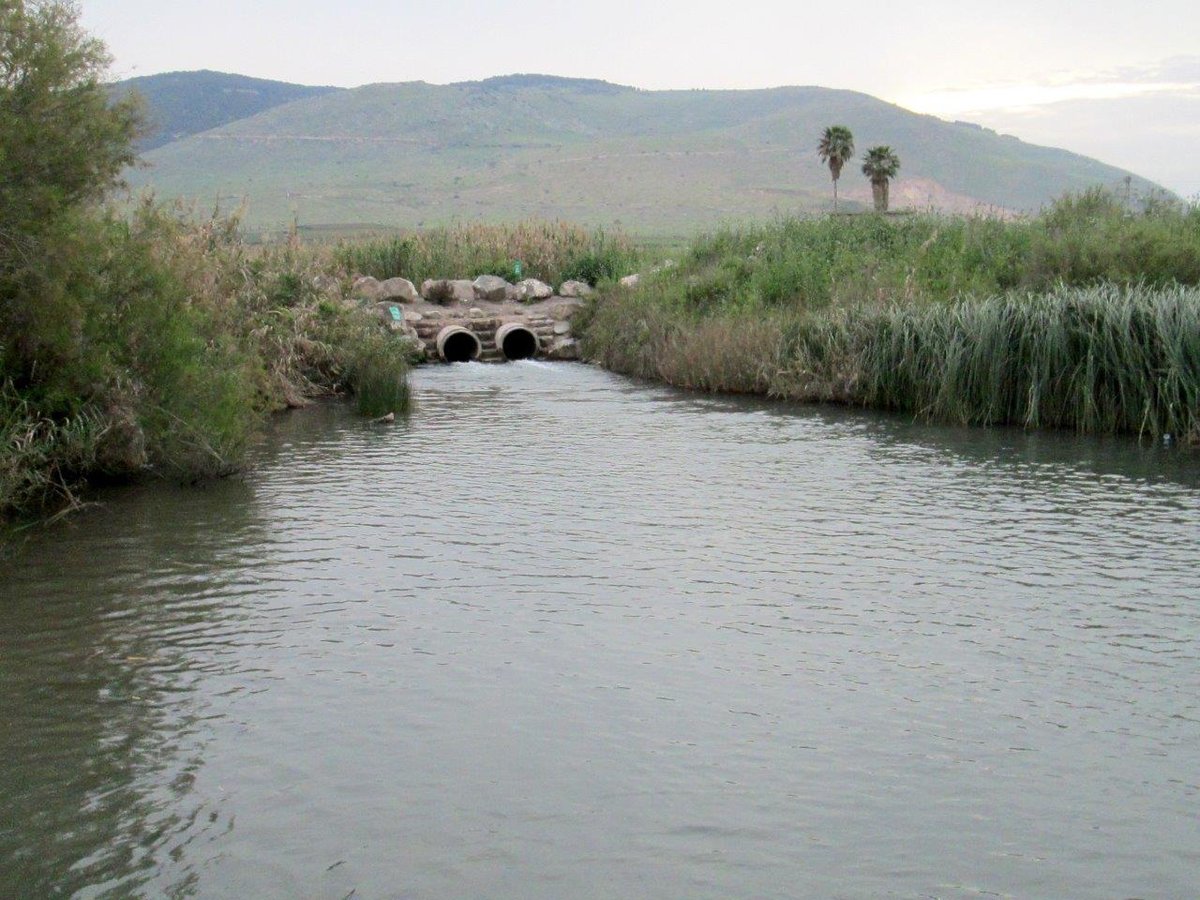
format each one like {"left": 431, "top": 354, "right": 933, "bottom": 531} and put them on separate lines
{"left": 2, "top": 362, "right": 1199, "bottom": 898}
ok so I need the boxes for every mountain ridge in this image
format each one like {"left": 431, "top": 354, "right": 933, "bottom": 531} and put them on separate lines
{"left": 120, "top": 71, "right": 1167, "bottom": 233}
{"left": 110, "top": 70, "right": 342, "bottom": 151}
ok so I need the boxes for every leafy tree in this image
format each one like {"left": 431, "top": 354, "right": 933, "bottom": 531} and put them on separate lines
{"left": 0, "top": 0, "right": 142, "bottom": 230}
{"left": 1, "top": 0, "right": 143, "bottom": 388}
{"left": 861, "top": 146, "right": 900, "bottom": 212}
{"left": 817, "top": 125, "right": 855, "bottom": 212}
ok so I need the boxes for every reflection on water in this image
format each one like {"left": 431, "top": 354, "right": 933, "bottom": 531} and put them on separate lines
{"left": 2, "top": 362, "right": 1198, "bottom": 898}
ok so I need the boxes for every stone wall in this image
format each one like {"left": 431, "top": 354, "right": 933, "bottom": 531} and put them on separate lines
{"left": 352, "top": 274, "right": 591, "bottom": 362}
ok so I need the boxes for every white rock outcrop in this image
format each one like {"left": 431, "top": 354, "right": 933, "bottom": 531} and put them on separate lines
{"left": 512, "top": 278, "right": 554, "bottom": 302}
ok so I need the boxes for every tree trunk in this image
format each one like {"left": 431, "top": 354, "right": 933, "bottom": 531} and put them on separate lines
{"left": 872, "top": 179, "right": 889, "bottom": 212}
{"left": 833, "top": 178, "right": 839, "bottom": 213}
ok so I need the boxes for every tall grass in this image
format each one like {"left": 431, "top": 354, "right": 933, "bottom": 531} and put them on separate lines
{"left": 645, "top": 190, "right": 1200, "bottom": 315}
{"left": 333, "top": 220, "right": 643, "bottom": 286}
{"left": 777, "top": 285, "right": 1200, "bottom": 437}
{"left": 582, "top": 191, "right": 1200, "bottom": 441}
{"left": 585, "top": 284, "right": 1200, "bottom": 439}
{"left": 0, "top": 383, "right": 106, "bottom": 519}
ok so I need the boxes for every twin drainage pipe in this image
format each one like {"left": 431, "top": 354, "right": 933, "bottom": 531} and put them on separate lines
{"left": 435, "top": 323, "right": 540, "bottom": 363}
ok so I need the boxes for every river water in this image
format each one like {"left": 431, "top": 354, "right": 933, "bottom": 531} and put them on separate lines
{"left": 2, "top": 362, "right": 1198, "bottom": 899}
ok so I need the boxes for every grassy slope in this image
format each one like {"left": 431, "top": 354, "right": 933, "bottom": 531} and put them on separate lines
{"left": 128, "top": 76, "right": 1161, "bottom": 234}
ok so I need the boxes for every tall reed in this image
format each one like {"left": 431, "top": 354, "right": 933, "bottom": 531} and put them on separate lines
{"left": 333, "top": 220, "right": 642, "bottom": 286}
{"left": 778, "top": 285, "right": 1200, "bottom": 437}
{"left": 585, "top": 283, "right": 1200, "bottom": 439}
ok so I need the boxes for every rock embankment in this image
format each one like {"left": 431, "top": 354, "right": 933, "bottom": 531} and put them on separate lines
{"left": 348, "top": 273, "right": 589, "bottom": 362}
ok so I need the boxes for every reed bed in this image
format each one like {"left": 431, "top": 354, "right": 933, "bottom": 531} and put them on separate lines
{"left": 584, "top": 284, "right": 1200, "bottom": 440}
{"left": 778, "top": 285, "right": 1200, "bottom": 437}
{"left": 333, "top": 220, "right": 643, "bottom": 286}
{"left": 582, "top": 192, "right": 1200, "bottom": 439}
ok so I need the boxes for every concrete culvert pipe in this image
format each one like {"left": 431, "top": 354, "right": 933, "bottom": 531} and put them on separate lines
{"left": 495, "top": 323, "right": 540, "bottom": 361}
{"left": 436, "top": 325, "right": 482, "bottom": 363}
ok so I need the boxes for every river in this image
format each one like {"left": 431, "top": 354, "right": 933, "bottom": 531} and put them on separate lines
{"left": 2, "top": 362, "right": 1198, "bottom": 898}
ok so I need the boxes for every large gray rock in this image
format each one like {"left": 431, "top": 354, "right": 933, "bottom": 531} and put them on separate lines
{"left": 546, "top": 337, "right": 581, "bottom": 360}
{"left": 352, "top": 275, "right": 384, "bottom": 302}
{"left": 559, "top": 280, "right": 595, "bottom": 298}
{"left": 374, "top": 301, "right": 408, "bottom": 327}
{"left": 421, "top": 278, "right": 475, "bottom": 305}
{"left": 472, "top": 275, "right": 511, "bottom": 303}
{"left": 378, "top": 277, "right": 418, "bottom": 303}
{"left": 548, "top": 298, "right": 585, "bottom": 320}
{"left": 513, "top": 278, "right": 554, "bottom": 302}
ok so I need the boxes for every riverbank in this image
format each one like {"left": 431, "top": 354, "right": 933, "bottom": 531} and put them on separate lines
{"left": 579, "top": 192, "right": 1200, "bottom": 441}
{"left": 1, "top": 205, "right": 412, "bottom": 525}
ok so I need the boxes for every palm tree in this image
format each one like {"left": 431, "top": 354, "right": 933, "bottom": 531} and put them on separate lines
{"left": 817, "top": 126, "right": 855, "bottom": 212}
{"left": 861, "top": 146, "right": 901, "bottom": 212}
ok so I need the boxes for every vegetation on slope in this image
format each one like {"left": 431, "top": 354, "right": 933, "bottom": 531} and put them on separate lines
{"left": 126, "top": 75, "right": 1162, "bottom": 232}
{"left": 580, "top": 191, "right": 1200, "bottom": 440}
{"left": 109, "top": 70, "right": 341, "bottom": 151}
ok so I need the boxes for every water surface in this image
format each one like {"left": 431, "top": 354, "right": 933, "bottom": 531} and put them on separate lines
{"left": 2, "top": 362, "right": 1198, "bottom": 898}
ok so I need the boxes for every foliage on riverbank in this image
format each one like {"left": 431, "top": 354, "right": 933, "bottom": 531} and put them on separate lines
{"left": 333, "top": 220, "right": 644, "bottom": 287}
{"left": 1, "top": 202, "right": 411, "bottom": 522}
{"left": 1, "top": 1, "right": 410, "bottom": 525}
{"left": 581, "top": 194, "right": 1200, "bottom": 440}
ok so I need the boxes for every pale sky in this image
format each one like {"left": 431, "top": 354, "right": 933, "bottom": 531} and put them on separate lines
{"left": 81, "top": 0, "right": 1200, "bottom": 196}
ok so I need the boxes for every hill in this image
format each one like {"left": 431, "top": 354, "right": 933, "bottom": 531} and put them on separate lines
{"left": 127, "top": 73, "right": 1166, "bottom": 234}
{"left": 111, "top": 70, "right": 341, "bottom": 151}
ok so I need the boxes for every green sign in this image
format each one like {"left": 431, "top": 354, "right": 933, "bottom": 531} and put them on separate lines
{"left": 389, "top": 306, "right": 401, "bottom": 321}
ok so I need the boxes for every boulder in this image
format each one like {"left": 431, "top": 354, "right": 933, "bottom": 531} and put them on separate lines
{"left": 420, "top": 278, "right": 446, "bottom": 301}
{"left": 374, "top": 302, "right": 408, "bottom": 329}
{"left": 553, "top": 320, "right": 572, "bottom": 335}
{"left": 619, "top": 273, "right": 640, "bottom": 289}
{"left": 421, "top": 278, "right": 475, "bottom": 305}
{"left": 546, "top": 337, "right": 581, "bottom": 360}
{"left": 352, "top": 275, "right": 384, "bottom": 302}
{"left": 559, "top": 280, "right": 595, "bottom": 298}
{"left": 548, "top": 299, "right": 585, "bottom": 320}
{"left": 513, "top": 278, "right": 554, "bottom": 302}
{"left": 378, "top": 277, "right": 418, "bottom": 303}
{"left": 472, "top": 274, "right": 511, "bottom": 303}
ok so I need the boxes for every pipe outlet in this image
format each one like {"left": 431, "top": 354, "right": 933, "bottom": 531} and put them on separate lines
{"left": 495, "top": 323, "right": 540, "bottom": 361}
{"left": 436, "top": 325, "right": 482, "bottom": 363}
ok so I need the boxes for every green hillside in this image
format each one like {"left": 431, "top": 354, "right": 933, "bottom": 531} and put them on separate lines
{"left": 128, "top": 73, "right": 1164, "bottom": 234}
{"left": 111, "top": 70, "right": 341, "bottom": 151}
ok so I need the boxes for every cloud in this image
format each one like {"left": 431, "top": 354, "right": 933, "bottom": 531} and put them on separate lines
{"left": 1100, "top": 55, "right": 1200, "bottom": 85}
{"left": 897, "top": 55, "right": 1200, "bottom": 117}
